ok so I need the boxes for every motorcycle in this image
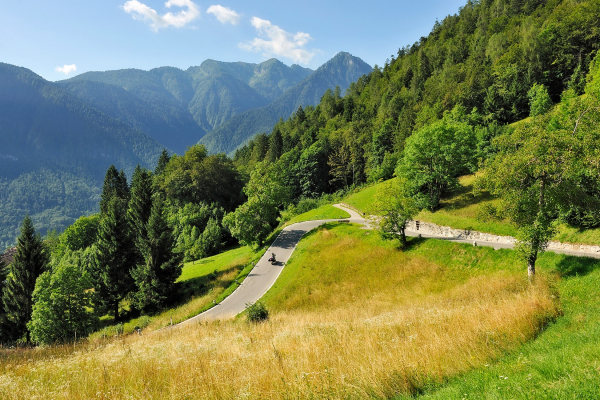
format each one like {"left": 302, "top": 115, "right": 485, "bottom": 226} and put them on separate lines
{"left": 267, "top": 253, "right": 276, "bottom": 265}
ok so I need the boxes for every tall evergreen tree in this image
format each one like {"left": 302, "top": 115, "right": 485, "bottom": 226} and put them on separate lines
{"left": 92, "top": 197, "right": 136, "bottom": 320}
{"left": 128, "top": 166, "right": 154, "bottom": 257}
{"left": 99, "top": 166, "right": 119, "bottom": 215}
{"left": 118, "top": 169, "right": 130, "bottom": 200}
{"left": 0, "top": 256, "right": 10, "bottom": 342}
{"left": 131, "top": 196, "right": 182, "bottom": 312}
{"left": 2, "top": 216, "right": 48, "bottom": 342}
{"left": 154, "top": 149, "right": 171, "bottom": 175}
{"left": 266, "top": 128, "right": 283, "bottom": 163}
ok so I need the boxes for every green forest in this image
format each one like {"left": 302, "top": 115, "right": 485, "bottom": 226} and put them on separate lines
{"left": 1, "top": 0, "right": 600, "bottom": 346}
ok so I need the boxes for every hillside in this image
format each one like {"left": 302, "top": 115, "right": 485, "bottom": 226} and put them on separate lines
{"left": 0, "top": 54, "right": 364, "bottom": 248}
{"left": 0, "top": 63, "right": 163, "bottom": 249}
{"left": 199, "top": 52, "right": 372, "bottom": 155}
{"left": 0, "top": 223, "right": 566, "bottom": 398}
{"left": 234, "top": 0, "right": 600, "bottom": 193}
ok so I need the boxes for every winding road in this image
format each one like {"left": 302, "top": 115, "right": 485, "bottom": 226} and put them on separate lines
{"left": 180, "top": 204, "right": 599, "bottom": 325}
{"left": 181, "top": 204, "right": 365, "bottom": 324}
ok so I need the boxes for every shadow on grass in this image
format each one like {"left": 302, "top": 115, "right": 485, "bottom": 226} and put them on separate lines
{"left": 555, "top": 255, "right": 600, "bottom": 278}
{"left": 439, "top": 182, "right": 494, "bottom": 211}
{"left": 176, "top": 266, "right": 241, "bottom": 302}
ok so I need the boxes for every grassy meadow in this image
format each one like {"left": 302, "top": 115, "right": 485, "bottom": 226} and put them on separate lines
{"left": 0, "top": 223, "right": 569, "bottom": 399}
{"left": 92, "top": 245, "right": 258, "bottom": 337}
{"left": 283, "top": 204, "right": 350, "bottom": 226}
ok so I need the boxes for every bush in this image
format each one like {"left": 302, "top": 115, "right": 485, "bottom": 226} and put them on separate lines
{"left": 96, "top": 323, "right": 124, "bottom": 338}
{"left": 245, "top": 301, "right": 269, "bottom": 323}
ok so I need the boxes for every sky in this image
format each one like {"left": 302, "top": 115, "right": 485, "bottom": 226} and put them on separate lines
{"left": 0, "top": 0, "right": 468, "bottom": 81}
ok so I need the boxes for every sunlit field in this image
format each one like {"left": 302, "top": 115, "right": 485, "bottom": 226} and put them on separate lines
{"left": 0, "top": 224, "right": 560, "bottom": 399}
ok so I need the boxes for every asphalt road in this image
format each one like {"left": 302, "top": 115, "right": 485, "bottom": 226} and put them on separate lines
{"left": 180, "top": 204, "right": 599, "bottom": 325}
{"left": 181, "top": 204, "right": 364, "bottom": 324}
{"left": 404, "top": 230, "right": 600, "bottom": 259}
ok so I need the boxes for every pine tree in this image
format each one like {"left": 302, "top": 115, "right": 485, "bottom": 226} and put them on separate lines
{"left": 92, "top": 197, "right": 136, "bottom": 320}
{"left": 99, "top": 166, "right": 130, "bottom": 214}
{"left": 0, "top": 256, "right": 10, "bottom": 342}
{"left": 154, "top": 149, "right": 170, "bottom": 175}
{"left": 131, "top": 196, "right": 182, "bottom": 313}
{"left": 128, "top": 166, "right": 154, "bottom": 257}
{"left": 266, "top": 128, "right": 283, "bottom": 163}
{"left": 117, "top": 169, "right": 130, "bottom": 201}
{"left": 2, "top": 216, "right": 48, "bottom": 342}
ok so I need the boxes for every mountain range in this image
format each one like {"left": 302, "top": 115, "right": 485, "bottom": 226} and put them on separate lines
{"left": 0, "top": 52, "right": 371, "bottom": 248}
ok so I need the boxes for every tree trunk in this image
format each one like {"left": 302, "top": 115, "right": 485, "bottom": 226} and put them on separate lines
{"left": 529, "top": 177, "right": 546, "bottom": 280}
{"left": 114, "top": 301, "right": 119, "bottom": 321}
{"left": 527, "top": 251, "right": 537, "bottom": 279}
{"left": 399, "top": 227, "right": 407, "bottom": 249}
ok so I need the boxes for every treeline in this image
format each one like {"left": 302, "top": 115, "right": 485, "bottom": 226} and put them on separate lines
{"left": 0, "top": 147, "right": 245, "bottom": 345}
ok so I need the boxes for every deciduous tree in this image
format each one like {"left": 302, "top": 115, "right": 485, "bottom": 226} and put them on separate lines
{"left": 28, "top": 251, "right": 98, "bottom": 345}
{"left": 372, "top": 178, "right": 419, "bottom": 248}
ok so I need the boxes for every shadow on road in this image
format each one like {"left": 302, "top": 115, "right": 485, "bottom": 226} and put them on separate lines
{"left": 273, "top": 229, "right": 306, "bottom": 249}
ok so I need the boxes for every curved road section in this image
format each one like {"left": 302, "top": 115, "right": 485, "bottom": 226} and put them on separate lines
{"left": 181, "top": 204, "right": 364, "bottom": 324}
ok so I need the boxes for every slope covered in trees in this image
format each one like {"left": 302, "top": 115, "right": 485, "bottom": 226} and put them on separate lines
{"left": 235, "top": 0, "right": 599, "bottom": 191}
{"left": 229, "top": 0, "right": 600, "bottom": 272}
{"left": 0, "top": 63, "right": 164, "bottom": 250}
{"left": 0, "top": 54, "right": 367, "bottom": 249}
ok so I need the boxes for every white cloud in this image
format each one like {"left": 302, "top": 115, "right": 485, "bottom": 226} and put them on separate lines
{"left": 207, "top": 5, "right": 240, "bottom": 25}
{"left": 123, "top": 0, "right": 200, "bottom": 31}
{"left": 240, "top": 17, "right": 315, "bottom": 64}
{"left": 55, "top": 64, "right": 77, "bottom": 75}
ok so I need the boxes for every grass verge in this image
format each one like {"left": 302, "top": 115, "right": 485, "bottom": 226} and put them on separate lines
{"left": 90, "top": 245, "right": 258, "bottom": 336}
{"left": 283, "top": 204, "right": 350, "bottom": 226}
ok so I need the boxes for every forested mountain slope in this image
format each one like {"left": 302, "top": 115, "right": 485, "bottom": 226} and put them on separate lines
{"left": 235, "top": 0, "right": 600, "bottom": 192}
{"left": 0, "top": 63, "right": 164, "bottom": 249}
{"left": 0, "top": 54, "right": 366, "bottom": 248}
{"left": 199, "top": 52, "right": 373, "bottom": 155}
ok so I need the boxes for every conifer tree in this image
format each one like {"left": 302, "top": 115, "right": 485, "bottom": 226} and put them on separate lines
{"left": 2, "top": 216, "right": 48, "bottom": 342}
{"left": 118, "top": 169, "right": 130, "bottom": 200}
{"left": 266, "top": 128, "right": 283, "bottom": 163}
{"left": 0, "top": 256, "right": 10, "bottom": 341}
{"left": 128, "top": 166, "right": 153, "bottom": 257}
{"left": 131, "top": 196, "right": 182, "bottom": 312}
{"left": 92, "top": 197, "right": 136, "bottom": 320}
{"left": 154, "top": 149, "right": 170, "bottom": 175}
{"left": 99, "top": 166, "right": 130, "bottom": 214}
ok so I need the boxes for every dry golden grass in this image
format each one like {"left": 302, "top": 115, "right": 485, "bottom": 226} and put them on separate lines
{"left": 0, "top": 226, "right": 560, "bottom": 399}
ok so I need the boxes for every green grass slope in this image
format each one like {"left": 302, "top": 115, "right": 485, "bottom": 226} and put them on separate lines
{"left": 399, "top": 254, "right": 600, "bottom": 399}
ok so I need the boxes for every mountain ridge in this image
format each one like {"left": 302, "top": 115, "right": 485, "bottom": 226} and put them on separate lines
{"left": 198, "top": 52, "right": 373, "bottom": 155}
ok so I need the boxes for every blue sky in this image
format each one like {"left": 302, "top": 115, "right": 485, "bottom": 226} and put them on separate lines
{"left": 0, "top": 0, "right": 467, "bottom": 81}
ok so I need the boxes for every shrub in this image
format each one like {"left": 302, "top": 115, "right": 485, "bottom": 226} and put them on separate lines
{"left": 245, "top": 301, "right": 269, "bottom": 323}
